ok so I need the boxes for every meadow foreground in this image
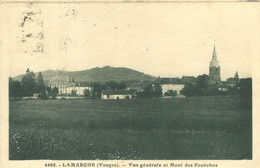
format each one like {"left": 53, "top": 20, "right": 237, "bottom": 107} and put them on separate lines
{"left": 9, "top": 96, "right": 252, "bottom": 160}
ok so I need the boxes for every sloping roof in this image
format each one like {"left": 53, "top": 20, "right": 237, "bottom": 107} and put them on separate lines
{"left": 156, "top": 77, "right": 182, "bottom": 84}
{"left": 102, "top": 90, "right": 132, "bottom": 95}
{"left": 181, "top": 76, "right": 196, "bottom": 83}
{"left": 74, "top": 82, "right": 92, "bottom": 87}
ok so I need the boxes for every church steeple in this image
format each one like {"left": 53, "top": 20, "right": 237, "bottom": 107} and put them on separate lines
{"left": 209, "top": 43, "right": 221, "bottom": 83}
{"left": 210, "top": 44, "right": 220, "bottom": 67}
{"left": 212, "top": 44, "right": 217, "bottom": 60}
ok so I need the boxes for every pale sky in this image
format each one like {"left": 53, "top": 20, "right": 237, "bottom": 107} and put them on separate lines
{"left": 2, "top": 3, "right": 259, "bottom": 80}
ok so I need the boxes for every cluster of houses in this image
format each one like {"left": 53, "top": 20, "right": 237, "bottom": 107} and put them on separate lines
{"left": 44, "top": 75, "right": 238, "bottom": 100}
{"left": 43, "top": 45, "right": 238, "bottom": 100}
{"left": 43, "top": 72, "right": 238, "bottom": 100}
{"left": 44, "top": 75, "right": 197, "bottom": 99}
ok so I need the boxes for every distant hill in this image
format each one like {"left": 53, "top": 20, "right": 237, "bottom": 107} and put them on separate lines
{"left": 13, "top": 66, "right": 156, "bottom": 82}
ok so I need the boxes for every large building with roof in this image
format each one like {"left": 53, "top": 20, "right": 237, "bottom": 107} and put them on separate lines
{"left": 67, "top": 82, "right": 93, "bottom": 96}
{"left": 47, "top": 76, "right": 93, "bottom": 95}
{"left": 161, "top": 84, "right": 185, "bottom": 95}
{"left": 48, "top": 76, "right": 74, "bottom": 94}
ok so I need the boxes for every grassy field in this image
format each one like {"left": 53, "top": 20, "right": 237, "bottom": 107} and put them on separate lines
{"left": 9, "top": 96, "right": 252, "bottom": 160}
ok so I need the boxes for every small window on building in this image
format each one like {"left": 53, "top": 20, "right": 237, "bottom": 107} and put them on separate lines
{"left": 107, "top": 95, "right": 110, "bottom": 98}
{"left": 215, "top": 68, "right": 218, "bottom": 71}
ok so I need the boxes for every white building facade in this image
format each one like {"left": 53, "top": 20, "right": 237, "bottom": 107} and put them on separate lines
{"left": 161, "top": 84, "right": 185, "bottom": 95}
{"left": 48, "top": 76, "right": 74, "bottom": 94}
{"left": 66, "top": 82, "right": 92, "bottom": 96}
{"left": 101, "top": 90, "right": 132, "bottom": 100}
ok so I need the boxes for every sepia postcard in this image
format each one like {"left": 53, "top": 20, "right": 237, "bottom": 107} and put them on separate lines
{"left": 1, "top": 0, "right": 260, "bottom": 168}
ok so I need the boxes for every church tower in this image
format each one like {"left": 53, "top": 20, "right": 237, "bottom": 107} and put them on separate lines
{"left": 209, "top": 44, "right": 221, "bottom": 84}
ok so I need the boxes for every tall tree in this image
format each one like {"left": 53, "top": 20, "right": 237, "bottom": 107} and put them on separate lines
{"left": 92, "top": 82, "right": 107, "bottom": 99}
{"left": 196, "top": 74, "right": 210, "bottom": 90}
{"left": 83, "top": 89, "right": 91, "bottom": 98}
{"left": 71, "top": 90, "right": 77, "bottom": 96}
{"left": 37, "top": 72, "right": 44, "bottom": 84}
{"left": 234, "top": 71, "right": 239, "bottom": 85}
{"left": 180, "top": 83, "right": 197, "bottom": 97}
{"left": 153, "top": 82, "right": 162, "bottom": 98}
{"left": 138, "top": 83, "right": 154, "bottom": 98}
{"left": 239, "top": 78, "right": 252, "bottom": 100}
{"left": 21, "top": 68, "right": 37, "bottom": 96}
{"left": 9, "top": 78, "right": 22, "bottom": 98}
{"left": 52, "top": 87, "right": 59, "bottom": 99}
{"left": 46, "top": 87, "right": 52, "bottom": 97}
{"left": 31, "top": 71, "right": 36, "bottom": 78}
{"left": 36, "top": 72, "right": 47, "bottom": 98}
{"left": 9, "top": 77, "right": 13, "bottom": 98}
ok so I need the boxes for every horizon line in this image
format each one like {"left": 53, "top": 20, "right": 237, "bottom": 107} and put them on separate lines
{"left": 10, "top": 65, "right": 251, "bottom": 81}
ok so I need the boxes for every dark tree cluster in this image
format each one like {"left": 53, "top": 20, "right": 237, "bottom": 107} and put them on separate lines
{"left": 9, "top": 68, "right": 49, "bottom": 99}
{"left": 83, "top": 89, "right": 91, "bottom": 98}
{"left": 44, "top": 86, "right": 60, "bottom": 99}
{"left": 91, "top": 81, "right": 127, "bottom": 99}
{"left": 238, "top": 78, "right": 252, "bottom": 100}
{"left": 180, "top": 74, "right": 219, "bottom": 97}
{"left": 164, "top": 90, "right": 177, "bottom": 97}
{"left": 137, "top": 82, "right": 162, "bottom": 98}
{"left": 21, "top": 68, "right": 37, "bottom": 96}
{"left": 9, "top": 78, "right": 22, "bottom": 98}
{"left": 180, "top": 74, "right": 252, "bottom": 99}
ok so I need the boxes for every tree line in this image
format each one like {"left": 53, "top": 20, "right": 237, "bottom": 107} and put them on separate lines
{"left": 180, "top": 74, "right": 252, "bottom": 100}
{"left": 88, "top": 81, "right": 163, "bottom": 99}
{"left": 136, "top": 83, "right": 162, "bottom": 98}
{"left": 9, "top": 68, "right": 58, "bottom": 99}
{"left": 9, "top": 69, "right": 163, "bottom": 99}
{"left": 9, "top": 69, "right": 251, "bottom": 100}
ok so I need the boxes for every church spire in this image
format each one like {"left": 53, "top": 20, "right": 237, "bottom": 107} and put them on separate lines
{"left": 210, "top": 43, "right": 220, "bottom": 67}
{"left": 212, "top": 44, "right": 217, "bottom": 60}
{"left": 209, "top": 43, "right": 221, "bottom": 83}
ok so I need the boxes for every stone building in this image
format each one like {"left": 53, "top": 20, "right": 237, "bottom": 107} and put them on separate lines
{"left": 209, "top": 45, "right": 221, "bottom": 84}
{"left": 161, "top": 84, "right": 185, "bottom": 95}
{"left": 67, "top": 82, "right": 92, "bottom": 96}
{"left": 48, "top": 76, "right": 74, "bottom": 94}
